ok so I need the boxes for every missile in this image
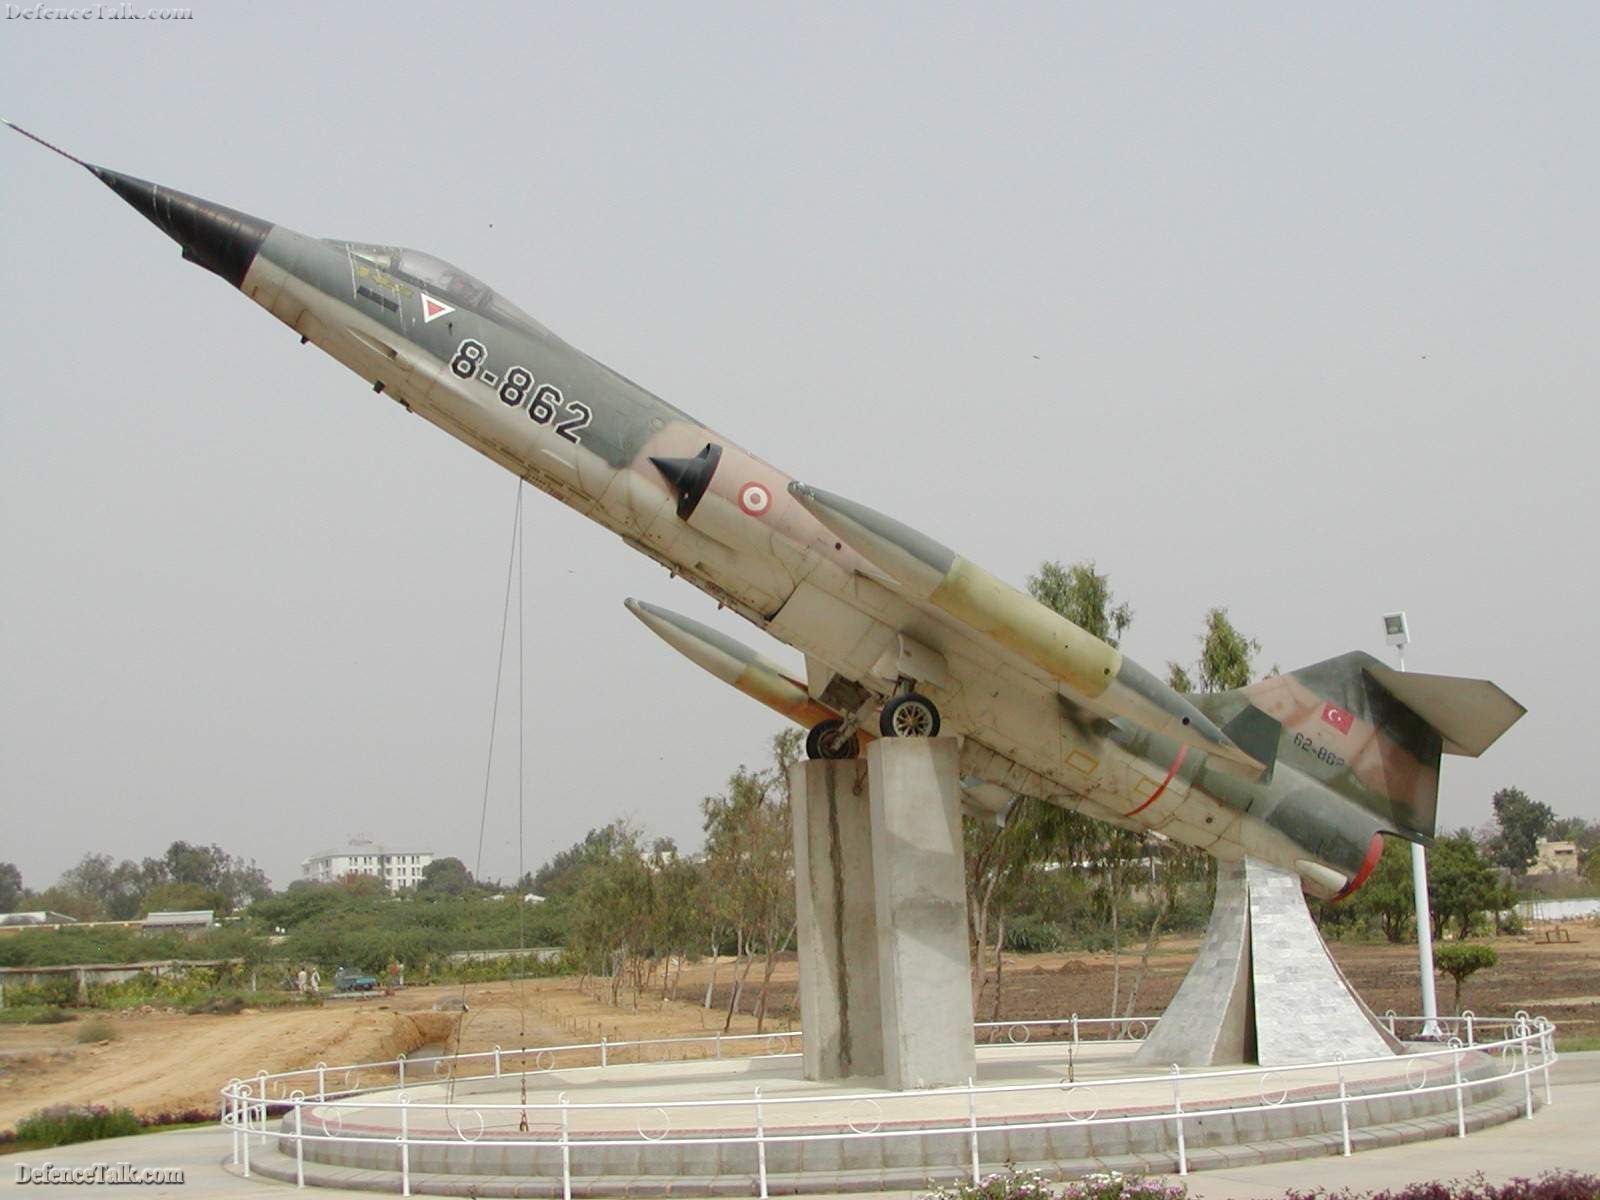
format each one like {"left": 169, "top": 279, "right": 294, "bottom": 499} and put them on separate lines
{"left": 624, "top": 599, "right": 841, "bottom": 729}
{"left": 787, "top": 482, "right": 1261, "bottom": 773}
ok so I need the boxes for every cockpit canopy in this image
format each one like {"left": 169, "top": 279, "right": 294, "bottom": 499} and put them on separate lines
{"left": 337, "top": 243, "right": 548, "bottom": 338}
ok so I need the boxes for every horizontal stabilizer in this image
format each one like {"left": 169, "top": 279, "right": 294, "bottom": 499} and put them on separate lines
{"left": 1363, "top": 663, "right": 1525, "bottom": 758}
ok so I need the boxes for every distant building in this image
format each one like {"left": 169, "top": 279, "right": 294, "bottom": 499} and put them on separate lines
{"left": 141, "top": 910, "right": 216, "bottom": 937}
{"left": 0, "top": 911, "right": 78, "bottom": 927}
{"left": 1528, "top": 839, "right": 1580, "bottom": 877}
{"left": 302, "top": 838, "right": 434, "bottom": 893}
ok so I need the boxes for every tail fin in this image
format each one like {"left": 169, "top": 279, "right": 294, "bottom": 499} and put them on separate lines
{"left": 1204, "top": 651, "right": 1524, "bottom": 841}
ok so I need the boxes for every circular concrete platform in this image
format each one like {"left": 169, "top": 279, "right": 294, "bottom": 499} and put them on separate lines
{"left": 239, "top": 1038, "right": 1540, "bottom": 1195}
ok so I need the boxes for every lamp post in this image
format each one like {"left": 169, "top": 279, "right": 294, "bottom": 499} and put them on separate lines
{"left": 1385, "top": 611, "right": 1443, "bottom": 1039}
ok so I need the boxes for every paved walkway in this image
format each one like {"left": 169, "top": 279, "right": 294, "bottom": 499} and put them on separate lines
{"left": 3, "top": 1053, "right": 1595, "bottom": 1199}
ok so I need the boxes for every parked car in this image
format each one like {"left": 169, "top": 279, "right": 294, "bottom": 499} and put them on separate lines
{"left": 334, "top": 966, "right": 379, "bottom": 992}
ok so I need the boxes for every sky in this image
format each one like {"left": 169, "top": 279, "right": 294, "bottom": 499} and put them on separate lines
{"left": 2, "top": 3, "right": 1596, "bottom": 893}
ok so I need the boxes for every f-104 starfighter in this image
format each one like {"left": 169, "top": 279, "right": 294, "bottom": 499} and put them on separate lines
{"left": 9, "top": 124, "right": 1525, "bottom": 900}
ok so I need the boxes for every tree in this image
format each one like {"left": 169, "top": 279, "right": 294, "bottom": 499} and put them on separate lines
{"left": 0, "top": 863, "right": 25, "bottom": 912}
{"left": 1427, "top": 831, "right": 1513, "bottom": 940}
{"left": 1488, "top": 787, "right": 1553, "bottom": 872}
{"left": 1166, "top": 662, "right": 1194, "bottom": 693}
{"left": 57, "top": 854, "right": 153, "bottom": 920}
{"left": 1347, "top": 837, "right": 1415, "bottom": 943}
{"left": 1025, "top": 561, "right": 1132, "bottom": 647}
{"left": 1195, "top": 607, "right": 1260, "bottom": 693}
{"left": 701, "top": 731, "right": 798, "bottom": 1031}
{"left": 141, "top": 880, "right": 228, "bottom": 915}
{"left": 418, "top": 857, "right": 474, "bottom": 897}
{"left": 1433, "top": 943, "right": 1498, "bottom": 1013}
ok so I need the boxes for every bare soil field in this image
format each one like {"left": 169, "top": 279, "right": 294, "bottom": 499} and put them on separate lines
{"left": 2, "top": 929, "right": 1594, "bottom": 1133}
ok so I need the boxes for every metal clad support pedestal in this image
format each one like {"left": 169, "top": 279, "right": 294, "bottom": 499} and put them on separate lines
{"left": 1135, "top": 857, "right": 1400, "bottom": 1067}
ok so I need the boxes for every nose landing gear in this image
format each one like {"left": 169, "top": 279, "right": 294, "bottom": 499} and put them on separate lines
{"left": 805, "top": 719, "right": 861, "bottom": 760}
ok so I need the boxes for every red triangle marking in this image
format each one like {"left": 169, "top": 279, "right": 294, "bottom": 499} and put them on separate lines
{"left": 422, "top": 294, "right": 455, "bottom": 323}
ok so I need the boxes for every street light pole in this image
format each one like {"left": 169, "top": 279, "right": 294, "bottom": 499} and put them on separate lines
{"left": 1385, "top": 611, "right": 1443, "bottom": 1039}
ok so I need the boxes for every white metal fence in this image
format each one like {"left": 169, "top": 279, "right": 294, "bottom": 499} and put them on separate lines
{"left": 220, "top": 1011, "right": 1556, "bottom": 1197}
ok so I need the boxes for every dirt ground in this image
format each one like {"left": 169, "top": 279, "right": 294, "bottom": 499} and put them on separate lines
{"left": 0, "top": 975, "right": 785, "bottom": 1131}
{"left": 2, "top": 929, "right": 1595, "bottom": 1133}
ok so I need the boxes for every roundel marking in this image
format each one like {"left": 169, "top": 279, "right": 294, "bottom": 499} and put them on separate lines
{"left": 738, "top": 482, "right": 772, "bottom": 516}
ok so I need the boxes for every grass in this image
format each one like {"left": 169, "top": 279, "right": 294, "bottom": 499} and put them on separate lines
{"left": 0, "top": 1005, "right": 73, "bottom": 1025}
{"left": 1557, "top": 1034, "right": 1600, "bottom": 1052}
{"left": 73, "top": 1016, "right": 118, "bottom": 1043}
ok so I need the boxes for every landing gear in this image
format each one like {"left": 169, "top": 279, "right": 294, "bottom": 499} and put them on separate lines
{"left": 879, "top": 692, "right": 941, "bottom": 739}
{"left": 805, "top": 718, "right": 861, "bottom": 760}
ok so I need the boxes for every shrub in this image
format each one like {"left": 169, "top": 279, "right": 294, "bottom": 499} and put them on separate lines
{"left": 13, "top": 1104, "right": 141, "bottom": 1147}
{"left": 1278, "top": 1170, "right": 1600, "bottom": 1200}
{"left": 927, "top": 1170, "right": 1184, "bottom": 1200}
{"left": 1434, "top": 943, "right": 1499, "bottom": 1013}
{"left": 73, "top": 1017, "right": 118, "bottom": 1043}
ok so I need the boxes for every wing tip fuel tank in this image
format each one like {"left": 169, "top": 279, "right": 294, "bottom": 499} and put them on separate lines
{"left": 624, "top": 598, "right": 835, "bottom": 728}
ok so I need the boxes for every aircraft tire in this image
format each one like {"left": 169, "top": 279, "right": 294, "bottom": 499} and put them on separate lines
{"left": 805, "top": 718, "right": 860, "bottom": 760}
{"left": 879, "top": 693, "right": 941, "bottom": 739}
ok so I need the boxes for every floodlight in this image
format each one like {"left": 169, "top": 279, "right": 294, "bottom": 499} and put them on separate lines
{"left": 1382, "top": 611, "right": 1410, "bottom": 649}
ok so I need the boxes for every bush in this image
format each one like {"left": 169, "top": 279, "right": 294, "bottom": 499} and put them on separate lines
{"left": 1278, "top": 1170, "right": 1600, "bottom": 1200}
{"left": 13, "top": 1104, "right": 141, "bottom": 1147}
{"left": 928, "top": 1171, "right": 1185, "bottom": 1200}
{"left": 1434, "top": 942, "right": 1499, "bottom": 1012}
{"left": 73, "top": 1017, "right": 118, "bottom": 1043}
{"left": 1003, "top": 914, "right": 1065, "bottom": 954}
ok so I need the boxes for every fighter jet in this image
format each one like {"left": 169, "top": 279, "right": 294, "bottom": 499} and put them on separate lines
{"left": 9, "top": 125, "right": 1525, "bottom": 900}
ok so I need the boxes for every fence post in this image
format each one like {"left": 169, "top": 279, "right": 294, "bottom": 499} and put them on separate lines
{"left": 1071, "top": 1013, "right": 1079, "bottom": 1048}
{"left": 1169, "top": 1065, "right": 1187, "bottom": 1176}
{"left": 1519, "top": 1018, "right": 1534, "bottom": 1119}
{"left": 317, "top": 1062, "right": 327, "bottom": 1102}
{"left": 755, "top": 1087, "right": 769, "bottom": 1199}
{"left": 1335, "top": 1052, "right": 1351, "bottom": 1156}
{"left": 1384, "top": 1009, "right": 1397, "bottom": 1037}
{"left": 294, "top": 1099, "right": 305, "bottom": 1188}
{"left": 601, "top": 1035, "right": 608, "bottom": 1068}
{"left": 716, "top": 1032, "right": 723, "bottom": 1060}
{"left": 560, "top": 1092, "right": 572, "bottom": 1200}
{"left": 1463, "top": 1010, "right": 1475, "bottom": 1046}
{"left": 400, "top": 1093, "right": 411, "bottom": 1197}
{"left": 1539, "top": 1019, "right": 1554, "bottom": 1105}
{"left": 241, "top": 1086, "right": 252, "bottom": 1178}
{"left": 228, "top": 1081, "right": 240, "bottom": 1166}
{"left": 398, "top": 1053, "right": 406, "bottom": 1091}
{"left": 967, "top": 1076, "right": 980, "bottom": 1184}
{"left": 494, "top": 1045, "right": 503, "bottom": 1078}
{"left": 1451, "top": 1041, "right": 1466, "bottom": 1138}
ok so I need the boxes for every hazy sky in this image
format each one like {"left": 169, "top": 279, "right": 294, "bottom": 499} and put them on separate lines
{"left": 2, "top": 4, "right": 1595, "bottom": 893}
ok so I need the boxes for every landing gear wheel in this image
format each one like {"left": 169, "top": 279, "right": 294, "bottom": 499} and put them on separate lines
{"left": 879, "top": 693, "right": 941, "bottom": 739}
{"left": 805, "top": 719, "right": 860, "bottom": 760}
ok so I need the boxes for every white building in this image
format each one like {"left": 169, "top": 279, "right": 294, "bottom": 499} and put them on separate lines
{"left": 301, "top": 838, "right": 434, "bottom": 893}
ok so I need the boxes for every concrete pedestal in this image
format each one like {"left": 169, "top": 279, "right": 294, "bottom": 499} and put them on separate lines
{"left": 1134, "top": 857, "right": 1402, "bottom": 1068}
{"left": 789, "top": 737, "right": 975, "bottom": 1089}
{"left": 790, "top": 758, "right": 883, "bottom": 1081}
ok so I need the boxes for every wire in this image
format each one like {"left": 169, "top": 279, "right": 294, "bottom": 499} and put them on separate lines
{"left": 447, "top": 479, "right": 524, "bottom": 1106}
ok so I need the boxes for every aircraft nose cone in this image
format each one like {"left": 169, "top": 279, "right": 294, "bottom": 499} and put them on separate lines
{"left": 88, "top": 164, "right": 272, "bottom": 289}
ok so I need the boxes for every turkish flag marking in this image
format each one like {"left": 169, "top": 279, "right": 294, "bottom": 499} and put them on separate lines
{"left": 421, "top": 294, "right": 455, "bottom": 323}
{"left": 1321, "top": 702, "right": 1355, "bottom": 734}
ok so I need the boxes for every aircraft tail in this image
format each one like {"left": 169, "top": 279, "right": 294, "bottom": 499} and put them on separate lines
{"left": 1201, "top": 651, "right": 1524, "bottom": 841}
